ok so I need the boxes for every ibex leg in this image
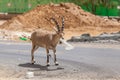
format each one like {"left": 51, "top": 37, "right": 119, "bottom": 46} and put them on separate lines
{"left": 46, "top": 49, "right": 50, "bottom": 66}
{"left": 53, "top": 49, "right": 59, "bottom": 66}
{"left": 31, "top": 45, "right": 39, "bottom": 64}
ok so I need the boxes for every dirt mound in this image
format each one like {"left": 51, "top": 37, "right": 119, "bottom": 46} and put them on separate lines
{"left": 0, "top": 3, "right": 120, "bottom": 39}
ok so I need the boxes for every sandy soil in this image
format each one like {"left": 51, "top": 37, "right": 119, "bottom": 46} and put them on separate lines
{"left": 0, "top": 3, "right": 120, "bottom": 40}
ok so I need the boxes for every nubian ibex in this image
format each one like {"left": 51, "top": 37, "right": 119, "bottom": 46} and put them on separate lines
{"left": 31, "top": 17, "right": 64, "bottom": 66}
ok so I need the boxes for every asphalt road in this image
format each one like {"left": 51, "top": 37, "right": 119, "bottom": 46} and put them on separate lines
{"left": 0, "top": 41, "right": 120, "bottom": 80}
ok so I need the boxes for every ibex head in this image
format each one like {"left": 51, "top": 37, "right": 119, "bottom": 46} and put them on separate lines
{"left": 51, "top": 17, "right": 65, "bottom": 39}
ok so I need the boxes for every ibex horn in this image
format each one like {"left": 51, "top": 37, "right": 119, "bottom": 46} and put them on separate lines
{"left": 51, "top": 18, "right": 60, "bottom": 32}
{"left": 61, "top": 17, "right": 64, "bottom": 31}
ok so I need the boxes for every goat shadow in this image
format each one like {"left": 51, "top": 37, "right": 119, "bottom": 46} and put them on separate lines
{"left": 18, "top": 63, "right": 64, "bottom": 71}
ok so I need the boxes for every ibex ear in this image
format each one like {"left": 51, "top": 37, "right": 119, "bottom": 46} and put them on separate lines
{"left": 61, "top": 16, "right": 64, "bottom": 31}
{"left": 50, "top": 18, "right": 60, "bottom": 32}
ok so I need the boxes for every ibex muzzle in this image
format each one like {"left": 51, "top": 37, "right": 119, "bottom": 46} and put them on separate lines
{"left": 31, "top": 17, "right": 64, "bottom": 66}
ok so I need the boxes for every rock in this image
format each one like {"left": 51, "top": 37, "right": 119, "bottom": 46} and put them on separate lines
{"left": 117, "top": 31, "right": 120, "bottom": 34}
{"left": 68, "top": 33, "right": 93, "bottom": 42}
{"left": 68, "top": 32, "right": 120, "bottom": 43}
{"left": 81, "top": 33, "right": 90, "bottom": 37}
{"left": 67, "top": 36, "right": 81, "bottom": 42}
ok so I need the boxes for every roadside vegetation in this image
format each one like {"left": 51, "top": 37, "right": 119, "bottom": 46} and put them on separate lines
{"left": 0, "top": 0, "right": 119, "bottom": 16}
{"left": 36, "top": 0, "right": 119, "bottom": 16}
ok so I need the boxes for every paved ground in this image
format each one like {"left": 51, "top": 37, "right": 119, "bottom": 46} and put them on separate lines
{"left": 0, "top": 41, "right": 120, "bottom": 80}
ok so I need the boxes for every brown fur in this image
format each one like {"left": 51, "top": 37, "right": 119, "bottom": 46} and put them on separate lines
{"left": 31, "top": 30, "right": 62, "bottom": 49}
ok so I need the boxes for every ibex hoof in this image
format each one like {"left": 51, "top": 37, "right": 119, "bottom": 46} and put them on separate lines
{"left": 46, "top": 63, "right": 50, "bottom": 66}
{"left": 31, "top": 61, "right": 35, "bottom": 65}
{"left": 46, "top": 64, "right": 50, "bottom": 66}
{"left": 55, "top": 62, "right": 59, "bottom": 66}
{"left": 31, "top": 63, "right": 34, "bottom": 65}
{"left": 49, "top": 54, "right": 51, "bottom": 57}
